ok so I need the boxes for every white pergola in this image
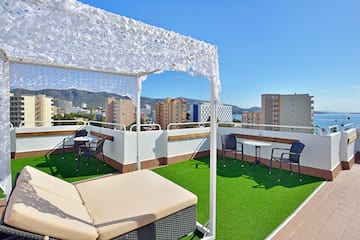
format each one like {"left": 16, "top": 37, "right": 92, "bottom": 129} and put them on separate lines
{"left": 0, "top": 0, "right": 220, "bottom": 238}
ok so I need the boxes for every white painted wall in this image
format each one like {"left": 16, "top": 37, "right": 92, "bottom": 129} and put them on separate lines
{"left": 15, "top": 125, "right": 86, "bottom": 153}
{"left": 218, "top": 127, "right": 341, "bottom": 171}
{"left": 167, "top": 127, "right": 210, "bottom": 157}
{"left": 87, "top": 125, "right": 126, "bottom": 165}
{"left": 13, "top": 125, "right": 359, "bottom": 173}
{"left": 339, "top": 128, "right": 357, "bottom": 163}
{"left": 122, "top": 130, "right": 167, "bottom": 164}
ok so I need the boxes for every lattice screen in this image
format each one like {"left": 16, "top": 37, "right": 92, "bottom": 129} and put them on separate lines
{"left": 10, "top": 62, "right": 138, "bottom": 103}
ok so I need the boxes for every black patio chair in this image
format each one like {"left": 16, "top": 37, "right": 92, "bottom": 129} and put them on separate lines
{"left": 62, "top": 129, "right": 88, "bottom": 159}
{"left": 221, "top": 134, "right": 244, "bottom": 167}
{"left": 269, "top": 141, "right": 305, "bottom": 182}
{"left": 78, "top": 137, "right": 106, "bottom": 171}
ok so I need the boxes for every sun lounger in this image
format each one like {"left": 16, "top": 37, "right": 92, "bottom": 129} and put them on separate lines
{"left": 0, "top": 166, "right": 197, "bottom": 240}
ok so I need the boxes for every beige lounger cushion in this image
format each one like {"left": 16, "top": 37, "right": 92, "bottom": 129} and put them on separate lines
{"left": 16, "top": 165, "right": 82, "bottom": 204}
{"left": 75, "top": 169, "right": 197, "bottom": 240}
{"left": 4, "top": 182, "right": 98, "bottom": 240}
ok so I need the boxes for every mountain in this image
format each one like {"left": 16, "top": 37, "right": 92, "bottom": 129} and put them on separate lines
{"left": 11, "top": 88, "right": 260, "bottom": 113}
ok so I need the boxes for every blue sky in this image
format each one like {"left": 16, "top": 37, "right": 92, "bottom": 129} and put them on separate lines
{"left": 79, "top": 0, "right": 360, "bottom": 112}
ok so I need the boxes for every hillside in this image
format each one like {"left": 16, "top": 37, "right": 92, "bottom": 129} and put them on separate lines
{"left": 11, "top": 88, "right": 260, "bottom": 113}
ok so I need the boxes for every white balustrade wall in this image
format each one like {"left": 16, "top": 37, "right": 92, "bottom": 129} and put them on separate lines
{"left": 339, "top": 128, "right": 358, "bottom": 164}
{"left": 15, "top": 125, "right": 86, "bottom": 153}
{"left": 219, "top": 127, "right": 342, "bottom": 171}
{"left": 11, "top": 125, "right": 359, "bottom": 175}
{"left": 167, "top": 128, "right": 210, "bottom": 158}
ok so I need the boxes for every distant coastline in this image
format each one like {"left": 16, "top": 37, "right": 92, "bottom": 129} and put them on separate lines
{"left": 234, "top": 112, "right": 360, "bottom": 130}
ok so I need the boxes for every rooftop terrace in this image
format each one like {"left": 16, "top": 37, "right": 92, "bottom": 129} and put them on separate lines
{"left": 1, "top": 122, "right": 360, "bottom": 239}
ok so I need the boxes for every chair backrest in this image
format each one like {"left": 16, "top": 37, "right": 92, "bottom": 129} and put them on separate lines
{"left": 96, "top": 138, "right": 106, "bottom": 155}
{"left": 222, "top": 134, "right": 237, "bottom": 150}
{"left": 289, "top": 142, "right": 305, "bottom": 162}
{"left": 75, "top": 129, "right": 88, "bottom": 137}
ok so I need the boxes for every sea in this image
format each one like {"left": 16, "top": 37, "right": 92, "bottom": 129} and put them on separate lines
{"left": 233, "top": 113, "right": 360, "bottom": 131}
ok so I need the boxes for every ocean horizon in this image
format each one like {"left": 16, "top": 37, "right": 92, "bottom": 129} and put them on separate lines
{"left": 233, "top": 112, "right": 360, "bottom": 130}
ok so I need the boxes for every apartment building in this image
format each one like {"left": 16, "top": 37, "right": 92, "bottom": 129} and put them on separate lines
{"left": 156, "top": 98, "right": 187, "bottom": 129}
{"left": 189, "top": 103, "right": 233, "bottom": 123}
{"left": 10, "top": 93, "right": 54, "bottom": 127}
{"left": 105, "top": 97, "right": 135, "bottom": 127}
{"left": 261, "top": 93, "right": 314, "bottom": 132}
{"left": 242, "top": 111, "right": 262, "bottom": 126}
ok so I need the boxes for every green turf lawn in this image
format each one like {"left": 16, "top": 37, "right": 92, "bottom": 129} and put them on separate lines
{"left": 1, "top": 155, "right": 323, "bottom": 240}
{"left": 0, "top": 152, "right": 118, "bottom": 198}
{"left": 153, "top": 157, "right": 324, "bottom": 240}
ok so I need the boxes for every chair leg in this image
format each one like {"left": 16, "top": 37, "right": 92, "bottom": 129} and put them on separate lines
{"left": 269, "top": 157, "right": 273, "bottom": 174}
{"left": 96, "top": 155, "right": 99, "bottom": 171}
{"left": 222, "top": 150, "right": 226, "bottom": 167}
{"left": 240, "top": 144, "right": 244, "bottom": 167}
{"left": 277, "top": 160, "right": 283, "bottom": 182}
{"left": 290, "top": 163, "right": 293, "bottom": 175}
{"left": 298, "top": 163, "right": 302, "bottom": 182}
{"left": 62, "top": 141, "right": 65, "bottom": 160}
{"left": 77, "top": 155, "right": 80, "bottom": 171}
{"left": 102, "top": 153, "right": 106, "bottom": 166}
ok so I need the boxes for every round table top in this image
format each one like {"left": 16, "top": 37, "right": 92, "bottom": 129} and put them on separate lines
{"left": 74, "top": 136, "right": 92, "bottom": 142}
{"left": 239, "top": 140, "right": 272, "bottom": 147}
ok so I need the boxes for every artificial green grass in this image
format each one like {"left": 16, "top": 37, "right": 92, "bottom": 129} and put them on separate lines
{"left": 0, "top": 152, "right": 118, "bottom": 198}
{"left": 0, "top": 154, "right": 323, "bottom": 240}
{"left": 153, "top": 157, "right": 323, "bottom": 240}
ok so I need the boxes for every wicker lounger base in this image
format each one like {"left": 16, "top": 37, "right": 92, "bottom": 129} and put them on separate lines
{"left": 114, "top": 205, "right": 196, "bottom": 240}
{"left": 0, "top": 205, "right": 196, "bottom": 240}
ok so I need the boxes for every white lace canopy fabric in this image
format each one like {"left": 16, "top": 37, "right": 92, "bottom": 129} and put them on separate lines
{"left": 0, "top": 0, "right": 220, "bottom": 91}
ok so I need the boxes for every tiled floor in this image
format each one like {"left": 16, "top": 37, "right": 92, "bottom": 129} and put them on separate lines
{"left": 1, "top": 165, "right": 360, "bottom": 239}
{"left": 270, "top": 164, "right": 360, "bottom": 240}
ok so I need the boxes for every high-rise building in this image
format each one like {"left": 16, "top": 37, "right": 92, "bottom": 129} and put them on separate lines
{"left": 10, "top": 93, "right": 54, "bottom": 127}
{"left": 242, "top": 111, "right": 262, "bottom": 127}
{"left": 105, "top": 97, "right": 135, "bottom": 127}
{"left": 189, "top": 103, "right": 233, "bottom": 123}
{"left": 261, "top": 93, "right": 314, "bottom": 132}
{"left": 141, "top": 104, "right": 155, "bottom": 123}
{"left": 156, "top": 98, "right": 187, "bottom": 129}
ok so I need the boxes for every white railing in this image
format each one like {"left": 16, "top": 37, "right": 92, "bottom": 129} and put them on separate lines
{"left": 167, "top": 121, "right": 210, "bottom": 130}
{"left": 87, "top": 120, "right": 126, "bottom": 131}
{"left": 129, "top": 123, "right": 161, "bottom": 131}
{"left": 342, "top": 123, "right": 355, "bottom": 131}
{"left": 231, "top": 122, "right": 324, "bottom": 135}
{"left": 19, "top": 120, "right": 86, "bottom": 127}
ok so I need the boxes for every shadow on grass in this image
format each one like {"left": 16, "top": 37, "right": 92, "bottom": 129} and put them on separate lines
{"left": 194, "top": 156, "right": 323, "bottom": 189}
{"left": 44, "top": 153, "right": 117, "bottom": 179}
{"left": 12, "top": 153, "right": 118, "bottom": 183}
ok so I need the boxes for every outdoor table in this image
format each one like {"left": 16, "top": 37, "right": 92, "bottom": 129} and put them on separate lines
{"left": 74, "top": 136, "right": 93, "bottom": 161}
{"left": 237, "top": 139, "right": 272, "bottom": 169}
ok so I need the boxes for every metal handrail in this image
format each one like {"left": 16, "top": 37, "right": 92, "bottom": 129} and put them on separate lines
{"left": 233, "top": 122, "right": 324, "bottom": 135}
{"left": 130, "top": 123, "right": 161, "bottom": 131}
{"left": 88, "top": 120, "right": 126, "bottom": 131}
{"left": 19, "top": 120, "right": 86, "bottom": 127}
{"left": 342, "top": 123, "right": 355, "bottom": 131}
{"left": 167, "top": 122, "right": 210, "bottom": 130}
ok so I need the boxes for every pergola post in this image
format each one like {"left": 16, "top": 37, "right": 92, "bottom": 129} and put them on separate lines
{"left": 208, "top": 76, "right": 218, "bottom": 240}
{"left": 0, "top": 51, "right": 11, "bottom": 196}
{"left": 136, "top": 75, "right": 147, "bottom": 170}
